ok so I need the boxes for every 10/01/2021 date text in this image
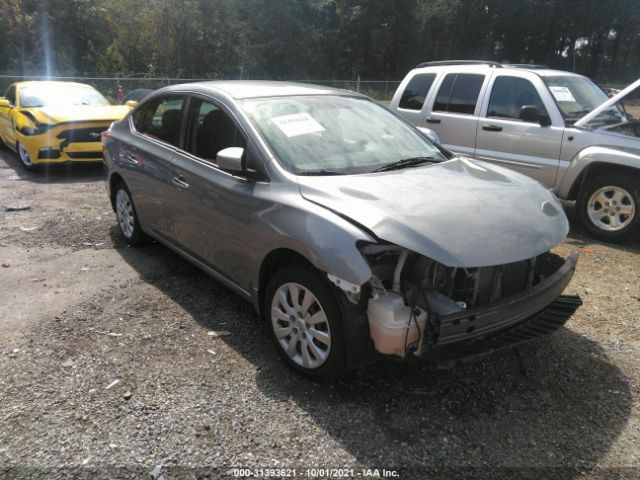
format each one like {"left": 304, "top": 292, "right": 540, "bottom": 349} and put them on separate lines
{"left": 229, "top": 468, "right": 400, "bottom": 478}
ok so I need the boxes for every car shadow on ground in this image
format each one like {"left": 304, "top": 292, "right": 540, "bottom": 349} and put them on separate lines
{"left": 110, "top": 227, "right": 633, "bottom": 479}
{"left": 0, "top": 148, "right": 105, "bottom": 184}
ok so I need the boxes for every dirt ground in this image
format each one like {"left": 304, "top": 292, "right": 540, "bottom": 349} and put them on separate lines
{"left": 0, "top": 147, "right": 639, "bottom": 480}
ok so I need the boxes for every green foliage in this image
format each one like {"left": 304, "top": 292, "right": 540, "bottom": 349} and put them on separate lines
{"left": 0, "top": 0, "right": 639, "bottom": 82}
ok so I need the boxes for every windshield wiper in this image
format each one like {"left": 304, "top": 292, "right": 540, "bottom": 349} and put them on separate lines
{"left": 370, "top": 156, "right": 438, "bottom": 173}
{"left": 297, "top": 169, "right": 345, "bottom": 176}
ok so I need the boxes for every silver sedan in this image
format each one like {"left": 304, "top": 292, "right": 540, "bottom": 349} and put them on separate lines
{"left": 103, "top": 81, "right": 581, "bottom": 379}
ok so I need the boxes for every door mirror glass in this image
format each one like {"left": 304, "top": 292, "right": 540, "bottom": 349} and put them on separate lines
{"left": 0, "top": 99, "right": 10, "bottom": 108}
{"left": 217, "top": 147, "right": 244, "bottom": 172}
{"left": 519, "top": 105, "right": 551, "bottom": 126}
{"left": 416, "top": 126, "right": 442, "bottom": 145}
{"left": 519, "top": 105, "right": 540, "bottom": 122}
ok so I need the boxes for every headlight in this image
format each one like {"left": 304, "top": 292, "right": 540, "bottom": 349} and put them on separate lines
{"left": 17, "top": 124, "right": 51, "bottom": 136}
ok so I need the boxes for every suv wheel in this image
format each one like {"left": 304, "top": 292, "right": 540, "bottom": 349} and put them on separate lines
{"left": 113, "top": 182, "right": 149, "bottom": 246}
{"left": 577, "top": 174, "right": 640, "bottom": 242}
{"left": 264, "top": 266, "right": 346, "bottom": 380}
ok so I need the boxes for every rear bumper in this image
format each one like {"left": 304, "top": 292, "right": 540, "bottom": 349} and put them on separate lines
{"left": 421, "top": 251, "right": 581, "bottom": 362}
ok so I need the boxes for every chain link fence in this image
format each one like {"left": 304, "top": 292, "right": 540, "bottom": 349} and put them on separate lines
{"left": 0, "top": 75, "right": 401, "bottom": 102}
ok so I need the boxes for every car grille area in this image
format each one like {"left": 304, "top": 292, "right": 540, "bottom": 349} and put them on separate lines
{"left": 56, "top": 126, "right": 107, "bottom": 144}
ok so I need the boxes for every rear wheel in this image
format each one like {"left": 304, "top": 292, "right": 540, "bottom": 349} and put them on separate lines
{"left": 577, "top": 174, "right": 640, "bottom": 242}
{"left": 113, "top": 182, "right": 149, "bottom": 246}
{"left": 17, "top": 142, "right": 36, "bottom": 171}
{"left": 264, "top": 266, "right": 347, "bottom": 380}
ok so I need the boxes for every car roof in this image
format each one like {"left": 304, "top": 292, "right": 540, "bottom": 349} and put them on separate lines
{"left": 410, "top": 62, "right": 584, "bottom": 79}
{"left": 162, "top": 80, "right": 358, "bottom": 99}
{"left": 12, "top": 80, "right": 94, "bottom": 88}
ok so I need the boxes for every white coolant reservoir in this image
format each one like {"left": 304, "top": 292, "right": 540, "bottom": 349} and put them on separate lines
{"left": 367, "top": 292, "right": 427, "bottom": 357}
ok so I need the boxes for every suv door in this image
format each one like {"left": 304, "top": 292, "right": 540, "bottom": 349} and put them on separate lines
{"left": 124, "top": 94, "right": 187, "bottom": 238}
{"left": 169, "top": 95, "right": 269, "bottom": 290}
{"left": 425, "top": 73, "right": 488, "bottom": 155}
{"left": 474, "top": 73, "right": 564, "bottom": 187}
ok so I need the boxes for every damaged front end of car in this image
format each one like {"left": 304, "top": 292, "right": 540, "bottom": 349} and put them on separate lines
{"left": 343, "top": 243, "right": 581, "bottom": 364}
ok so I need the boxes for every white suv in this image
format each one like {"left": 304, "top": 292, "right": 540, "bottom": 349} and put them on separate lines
{"left": 391, "top": 60, "right": 640, "bottom": 242}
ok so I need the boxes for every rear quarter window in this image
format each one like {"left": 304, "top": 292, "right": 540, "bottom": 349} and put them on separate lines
{"left": 433, "top": 73, "right": 485, "bottom": 115}
{"left": 399, "top": 73, "right": 436, "bottom": 110}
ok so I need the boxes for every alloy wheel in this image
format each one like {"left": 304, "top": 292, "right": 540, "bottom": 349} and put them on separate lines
{"left": 587, "top": 185, "right": 636, "bottom": 232}
{"left": 18, "top": 143, "right": 34, "bottom": 168}
{"left": 116, "top": 189, "right": 135, "bottom": 239}
{"left": 270, "top": 282, "right": 332, "bottom": 369}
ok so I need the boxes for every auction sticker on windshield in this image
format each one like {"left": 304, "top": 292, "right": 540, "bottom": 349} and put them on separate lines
{"left": 272, "top": 112, "right": 325, "bottom": 137}
{"left": 548, "top": 86, "right": 576, "bottom": 102}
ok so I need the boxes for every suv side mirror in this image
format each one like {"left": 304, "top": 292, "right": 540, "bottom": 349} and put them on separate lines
{"left": 216, "top": 147, "right": 244, "bottom": 173}
{"left": 520, "top": 105, "right": 551, "bottom": 127}
{"left": 0, "top": 99, "right": 10, "bottom": 108}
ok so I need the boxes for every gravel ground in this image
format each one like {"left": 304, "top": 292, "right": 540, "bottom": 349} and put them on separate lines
{"left": 0, "top": 148, "right": 639, "bottom": 480}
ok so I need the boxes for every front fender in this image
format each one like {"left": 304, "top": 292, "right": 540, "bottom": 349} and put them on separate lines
{"left": 252, "top": 200, "right": 375, "bottom": 295}
{"left": 556, "top": 145, "right": 640, "bottom": 198}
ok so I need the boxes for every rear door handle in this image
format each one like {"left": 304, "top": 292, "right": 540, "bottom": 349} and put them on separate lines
{"left": 171, "top": 176, "right": 190, "bottom": 190}
{"left": 482, "top": 124, "right": 503, "bottom": 132}
{"left": 426, "top": 117, "right": 441, "bottom": 124}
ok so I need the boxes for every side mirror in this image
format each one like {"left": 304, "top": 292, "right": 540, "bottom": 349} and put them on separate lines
{"left": 0, "top": 99, "right": 10, "bottom": 108}
{"left": 520, "top": 105, "right": 551, "bottom": 126}
{"left": 125, "top": 100, "right": 138, "bottom": 108}
{"left": 216, "top": 147, "right": 244, "bottom": 173}
{"left": 416, "top": 126, "right": 442, "bottom": 145}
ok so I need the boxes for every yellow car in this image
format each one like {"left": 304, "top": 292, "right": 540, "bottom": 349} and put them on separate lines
{"left": 0, "top": 81, "right": 132, "bottom": 170}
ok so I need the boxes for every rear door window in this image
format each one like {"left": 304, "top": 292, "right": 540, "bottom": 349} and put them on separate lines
{"left": 5, "top": 85, "right": 16, "bottom": 106}
{"left": 184, "top": 97, "right": 246, "bottom": 162}
{"left": 399, "top": 73, "right": 436, "bottom": 110}
{"left": 132, "top": 96, "right": 185, "bottom": 147}
{"left": 433, "top": 73, "right": 485, "bottom": 115}
{"left": 487, "top": 76, "right": 548, "bottom": 121}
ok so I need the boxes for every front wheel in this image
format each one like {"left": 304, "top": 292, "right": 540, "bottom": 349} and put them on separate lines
{"left": 264, "top": 266, "right": 347, "bottom": 380}
{"left": 17, "top": 142, "right": 36, "bottom": 170}
{"left": 577, "top": 174, "right": 640, "bottom": 242}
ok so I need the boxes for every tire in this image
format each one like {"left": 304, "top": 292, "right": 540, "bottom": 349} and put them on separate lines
{"left": 263, "top": 266, "right": 347, "bottom": 380}
{"left": 17, "top": 142, "right": 36, "bottom": 171}
{"left": 577, "top": 173, "right": 640, "bottom": 242}
{"left": 113, "top": 181, "right": 149, "bottom": 246}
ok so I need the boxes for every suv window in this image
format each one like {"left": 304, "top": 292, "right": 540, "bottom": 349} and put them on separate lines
{"left": 487, "top": 76, "right": 548, "bottom": 121}
{"left": 5, "top": 86, "right": 16, "bottom": 106}
{"left": 132, "top": 96, "right": 184, "bottom": 147}
{"left": 433, "top": 73, "right": 484, "bottom": 115}
{"left": 185, "top": 97, "right": 246, "bottom": 162}
{"left": 399, "top": 73, "right": 436, "bottom": 110}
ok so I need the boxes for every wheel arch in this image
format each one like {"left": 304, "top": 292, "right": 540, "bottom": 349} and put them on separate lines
{"left": 108, "top": 172, "right": 126, "bottom": 210}
{"left": 558, "top": 146, "right": 640, "bottom": 200}
{"left": 257, "top": 248, "right": 319, "bottom": 317}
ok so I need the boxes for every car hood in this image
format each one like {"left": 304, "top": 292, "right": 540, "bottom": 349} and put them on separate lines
{"left": 19, "top": 105, "right": 131, "bottom": 125}
{"left": 296, "top": 157, "right": 569, "bottom": 268}
{"left": 574, "top": 77, "right": 640, "bottom": 127}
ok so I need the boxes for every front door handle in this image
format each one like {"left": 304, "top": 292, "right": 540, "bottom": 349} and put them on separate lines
{"left": 482, "top": 124, "right": 503, "bottom": 132}
{"left": 426, "top": 117, "right": 441, "bottom": 124}
{"left": 171, "top": 176, "right": 190, "bottom": 190}
{"left": 124, "top": 153, "right": 139, "bottom": 164}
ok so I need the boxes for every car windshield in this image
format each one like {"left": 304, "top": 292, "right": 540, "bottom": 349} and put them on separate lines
{"left": 542, "top": 75, "right": 623, "bottom": 125}
{"left": 19, "top": 84, "right": 110, "bottom": 108}
{"left": 240, "top": 95, "right": 445, "bottom": 175}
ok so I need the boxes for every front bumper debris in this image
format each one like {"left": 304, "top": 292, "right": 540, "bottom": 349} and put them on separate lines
{"left": 421, "top": 251, "right": 581, "bottom": 361}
